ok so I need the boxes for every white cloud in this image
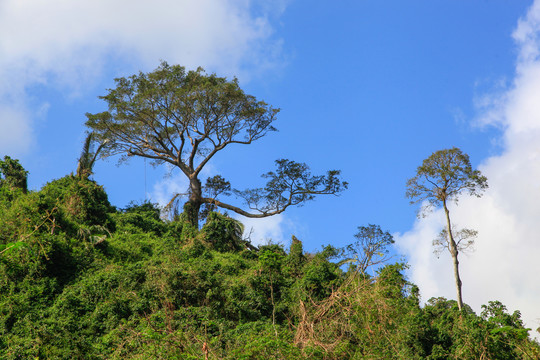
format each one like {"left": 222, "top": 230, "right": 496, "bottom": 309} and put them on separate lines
{"left": 237, "top": 214, "right": 286, "bottom": 246}
{"left": 0, "top": 0, "right": 286, "bottom": 155}
{"left": 0, "top": 0, "right": 284, "bottom": 76}
{"left": 150, "top": 172, "right": 190, "bottom": 210}
{"left": 397, "top": 0, "right": 540, "bottom": 337}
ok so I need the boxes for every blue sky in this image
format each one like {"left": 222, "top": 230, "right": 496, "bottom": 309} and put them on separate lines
{"left": 1, "top": 0, "right": 539, "bottom": 335}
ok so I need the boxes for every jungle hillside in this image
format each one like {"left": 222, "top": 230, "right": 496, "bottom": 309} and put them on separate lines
{"left": 1, "top": 97, "right": 540, "bottom": 359}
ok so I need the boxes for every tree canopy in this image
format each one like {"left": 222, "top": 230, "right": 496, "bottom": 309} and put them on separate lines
{"left": 405, "top": 147, "right": 488, "bottom": 211}
{"left": 86, "top": 62, "right": 347, "bottom": 226}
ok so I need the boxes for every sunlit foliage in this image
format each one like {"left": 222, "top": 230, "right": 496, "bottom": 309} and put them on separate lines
{"left": 0, "top": 157, "right": 538, "bottom": 359}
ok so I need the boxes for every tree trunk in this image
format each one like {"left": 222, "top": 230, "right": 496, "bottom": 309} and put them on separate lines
{"left": 185, "top": 177, "right": 202, "bottom": 228}
{"left": 443, "top": 200, "right": 463, "bottom": 311}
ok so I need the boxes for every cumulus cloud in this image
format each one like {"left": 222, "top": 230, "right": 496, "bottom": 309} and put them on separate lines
{"left": 0, "top": 0, "right": 286, "bottom": 155}
{"left": 397, "top": 0, "right": 540, "bottom": 336}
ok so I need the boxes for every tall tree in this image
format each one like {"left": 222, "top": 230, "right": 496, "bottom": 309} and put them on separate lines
{"left": 86, "top": 62, "right": 347, "bottom": 227}
{"left": 405, "top": 147, "right": 487, "bottom": 310}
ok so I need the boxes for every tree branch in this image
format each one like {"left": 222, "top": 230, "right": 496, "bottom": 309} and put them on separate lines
{"left": 201, "top": 198, "right": 287, "bottom": 218}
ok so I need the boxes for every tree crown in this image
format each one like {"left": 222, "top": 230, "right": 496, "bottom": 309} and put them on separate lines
{"left": 86, "top": 61, "right": 279, "bottom": 176}
{"left": 85, "top": 62, "right": 347, "bottom": 225}
{"left": 406, "top": 147, "right": 488, "bottom": 210}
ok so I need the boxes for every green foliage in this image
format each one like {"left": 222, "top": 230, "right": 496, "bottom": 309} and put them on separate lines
{"left": 85, "top": 61, "right": 279, "bottom": 165}
{"left": 40, "top": 176, "right": 115, "bottom": 234}
{"left": 418, "top": 297, "right": 540, "bottom": 359}
{"left": 113, "top": 201, "right": 167, "bottom": 236}
{"left": 200, "top": 212, "right": 244, "bottom": 252}
{"left": 234, "top": 159, "right": 348, "bottom": 215}
{"left": 298, "top": 246, "right": 341, "bottom": 301}
{"left": 0, "top": 155, "right": 28, "bottom": 193}
{"left": 224, "top": 322, "right": 303, "bottom": 359}
{"left": 0, "top": 161, "right": 538, "bottom": 359}
{"left": 294, "top": 263, "right": 423, "bottom": 359}
{"left": 283, "top": 236, "right": 306, "bottom": 277}
{"left": 0, "top": 191, "right": 47, "bottom": 244}
{"left": 481, "top": 301, "right": 537, "bottom": 359}
{"left": 259, "top": 247, "right": 285, "bottom": 272}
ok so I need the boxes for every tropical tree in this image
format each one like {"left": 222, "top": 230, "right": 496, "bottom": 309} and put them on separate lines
{"left": 86, "top": 62, "right": 347, "bottom": 227}
{"left": 405, "top": 147, "right": 487, "bottom": 310}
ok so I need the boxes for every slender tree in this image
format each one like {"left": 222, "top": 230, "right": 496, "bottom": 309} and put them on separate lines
{"left": 406, "top": 147, "right": 487, "bottom": 310}
{"left": 86, "top": 62, "right": 347, "bottom": 227}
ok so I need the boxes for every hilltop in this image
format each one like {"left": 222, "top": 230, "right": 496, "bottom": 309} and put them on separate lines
{"left": 0, "top": 162, "right": 539, "bottom": 359}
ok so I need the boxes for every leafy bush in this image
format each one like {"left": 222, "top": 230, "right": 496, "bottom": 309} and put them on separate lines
{"left": 201, "top": 212, "right": 244, "bottom": 252}
{"left": 113, "top": 201, "right": 167, "bottom": 236}
{"left": 40, "top": 176, "right": 115, "bottom": 233}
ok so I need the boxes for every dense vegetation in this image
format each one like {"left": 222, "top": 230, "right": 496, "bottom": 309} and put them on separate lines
{"left": 1, "top": 158, "right": 539, "bottom": 359}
